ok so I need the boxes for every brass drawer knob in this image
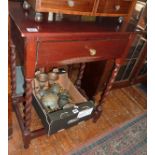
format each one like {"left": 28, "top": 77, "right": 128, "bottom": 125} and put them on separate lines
{"left": 115, "top": 5, "right": 120, "bottom": 11}
{"left": 67, "top": 0, "right": 75, "bottom": 7}
{"left": 89, "top": 49, "right": 96, "bottom": 56}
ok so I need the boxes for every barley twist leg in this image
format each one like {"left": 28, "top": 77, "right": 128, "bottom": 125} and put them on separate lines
{"left": 93, "top": 60, "right": 121, "bottom": 122}
{"left": 23, "top": 79, "right": 32, "bottom": 148}
{"left": 76, "top": 63, "right": 86, "bottom": 89}
{"left": 10, "top": 43, "right": 17, "bottom": 104}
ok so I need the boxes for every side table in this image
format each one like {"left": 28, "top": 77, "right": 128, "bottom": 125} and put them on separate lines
{"left": 10, "top": 2, "right": 136, "bottom": 148}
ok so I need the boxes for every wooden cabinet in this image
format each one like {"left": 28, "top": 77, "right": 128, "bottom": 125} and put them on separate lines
{"left": 114, "top": 0, "right": 147, "bottom": 88}
{"left": 26, "top": 0, "right": 136, "bottom": 17}
{"left": 112, "top": 34, "right": 146, "bottom": 88}
{"left": 128, "top": 39, "right": 146, "bottom": 85}
{"left": 108, "top": 0, "right": 147, "bottom": 89}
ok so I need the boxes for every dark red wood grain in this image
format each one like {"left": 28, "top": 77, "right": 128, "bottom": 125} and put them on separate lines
{"left": 37, "top": 38, "right": 129, "bottom": 67}
{"left": 97, "top": 0, "right": 132, "bottom": 14}
{"left": 9, "top": 2, "right": 135, "bottom": 38}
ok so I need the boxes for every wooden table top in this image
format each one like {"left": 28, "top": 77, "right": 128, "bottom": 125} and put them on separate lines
{"left": 9, "top": 2, "right": 136, "bottom": 38}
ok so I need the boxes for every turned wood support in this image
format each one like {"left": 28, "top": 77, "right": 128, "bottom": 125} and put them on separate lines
{"left": 23, "top": 129, "right": 31, "bottom": 149}
{"left": 76, "top": 63, "right": 86, "bottom": 89}
{"left": 10, "top": 42, "right": 20, "bottom": 108}
{"left": 93, "top": 59, "right": 121, "bottom": 122}
{"left": 23, "top": 79, "right": 33, "bottom": 129}
{"left": 10, "top": 43, "right": 16, "bottom": 97}
{"left": 22, "top": 79, "right": 33, "bottom": 148}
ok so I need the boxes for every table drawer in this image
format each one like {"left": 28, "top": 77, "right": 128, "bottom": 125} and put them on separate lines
{"left": 37, "top": 39, "right": 128, "bottom": 67}
{"left": 35, "top": 0, "right": 95, "bottom": 13}
{"left": 97, "top": 0, "right": 132, "bottom": 14}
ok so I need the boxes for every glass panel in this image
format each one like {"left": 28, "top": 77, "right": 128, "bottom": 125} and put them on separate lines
{"left": 122, "top": 59, "right": 136, "bottom": 80}
{"left": 115, "top": 59, "right": 136, "bottom": 81}
{"left": 115, "top": 64, "right": 126, "bottom": 81}
{"left": 116, "top": 35, "right": 146, "bottom": 81}
{"left": 132, "top": 39, "right": 146, "bottom": 58}
{"left": 127, "top": 35, "right": 140, "bottom": 59}
{"left": 127, "top": 35, "right": 146, "bottom": 59}
{"left": 138, "top": 60, "right": 147, "bottom": 76}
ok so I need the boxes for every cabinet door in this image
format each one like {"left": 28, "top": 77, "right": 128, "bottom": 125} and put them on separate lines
{"left": 113, "top": 35, "right": 147, "bottom": 88}
{"left": 130, "top": 43, "right": 147, "bottom": 84}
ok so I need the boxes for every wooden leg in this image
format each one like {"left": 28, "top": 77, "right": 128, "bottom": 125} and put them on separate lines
{"left": 23, "top": 130, "right": 31, "bottom": 149}
{"left": 76, "top": 63, "right": 86, "bottom": 89}
{"left": 93, "top": 59, "right": 121, "bottom": 122}
{"left": 23, "top": 79, "right": 33, "bottom": 148}
{"left": 8, "top": 93, "right": 13, "bottom": 139}
{"left": 10, "top": 43, "right": 17, "bottom": 106}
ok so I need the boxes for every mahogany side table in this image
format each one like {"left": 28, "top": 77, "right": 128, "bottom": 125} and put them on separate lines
{"left": 9, "top": 2, "right": 136, "bottom": 148}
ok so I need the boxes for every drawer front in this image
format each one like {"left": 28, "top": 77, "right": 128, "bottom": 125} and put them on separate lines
{"left": 97, "top": 0, "right": 132, "bottom": 14}
{"left": 39, "top": 0, "right": 95, "bottom": 13}
{"left": 37, "top": 39, "right": 129, "bottom": 67}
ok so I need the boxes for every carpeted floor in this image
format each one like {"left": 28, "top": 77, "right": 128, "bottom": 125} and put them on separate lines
{"left": 71, "top": 112, "right": 147, "bottom": 155}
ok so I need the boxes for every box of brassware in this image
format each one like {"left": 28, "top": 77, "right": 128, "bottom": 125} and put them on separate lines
{"left": 32, "top": 68, "right": 95, "bottom": 135}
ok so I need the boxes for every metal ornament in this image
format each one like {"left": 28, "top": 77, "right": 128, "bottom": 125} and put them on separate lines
{"left": 48, "top": 72, "right": 59, "bottom": 86}
{"left": 41, "top": 93, "right": 59, "bottom": 110}
{"left": 49, "top": 83, "right": 61, "bottom": 95}
{"left": 36, "top": 73, "right": 48, "bottom": 89}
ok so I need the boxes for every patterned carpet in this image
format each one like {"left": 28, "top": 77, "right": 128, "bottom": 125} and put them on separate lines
{"left": 71, "top": 112, "right": 147, "bottom": 155}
